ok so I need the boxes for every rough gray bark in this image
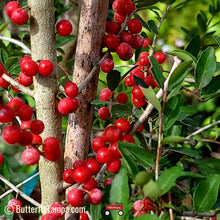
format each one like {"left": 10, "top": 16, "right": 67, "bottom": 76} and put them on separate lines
{"left": 28, "top": 0, "right": 64, "bottom": 212}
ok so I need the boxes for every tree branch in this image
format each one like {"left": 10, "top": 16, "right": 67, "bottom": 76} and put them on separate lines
{"left": 2, "top": 73, "right": 35, "bottom": 98}
{"left": 0, "top": 36, "right": 31, "bottom": 54}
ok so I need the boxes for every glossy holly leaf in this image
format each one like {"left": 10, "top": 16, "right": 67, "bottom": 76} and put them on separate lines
{"left": 110, "top": 168, "right": 129, "bottom": 220}
{"left": 147, "top": 20, "right": 158, "bottom": 35}
{"left": 111, "top": 104, "right": 132, "bottom": 118}
{"left": 168, "top": 50, "right": 196, "bottom": 67}
{"left": 56, "top": 35, "right": 75, "bottom": 48}
{"left": 107, "top": 70, "right": 121, "bottom": 91}
{"left": 193, "top": 175, "right": 220, "bottom": 212}
{"left": 118, "top": 142, "right": 154, "bottom": 167}
{"left": 133, "top": 75, "right": 148, "bottom": 88}
{"left": 214, "top": 35, "right": 220, "bottom": 47}
{"left": 157, "top": 166, "right": 183, "bottom": 195}
{"left": 0, "top": 48, "right": 8, "bottom": 66}
{"left": 185, "top": 35, "right": 201, "bottom": 57}
{"left": 195, "top": 47, "right": 216, "bottom": 89}
{"left": 141, "top": 87, "right": 161, "bottom": 112}
{"left": 169, "top": 60, "right": 192, "bottom": 90}
{"left": 149, "top": 56, "right": 164, "bottom": 88}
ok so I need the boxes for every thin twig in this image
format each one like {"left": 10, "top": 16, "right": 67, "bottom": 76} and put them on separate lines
{"left": 0, "top": 172, "right": 39, "bottom": 200}
{"left": 168, "top": 191, "right": 174, "bottom": 220}
{"left": 186, "top": 120, "right": 220, "bottom": 139}
{"left": 0, "top": 36, "right": 31, "bottom": 54}
{"left": 2, "top": 73, "right": 35, "bottom": 98}
{"left": 182, "top": 86, "right": 206, "bottom": 102}
{"left": 0, "top": 174, "right": 41, "bottom": 207}
{"left": 129, "top": 57, "right": 181, "bottom": 135}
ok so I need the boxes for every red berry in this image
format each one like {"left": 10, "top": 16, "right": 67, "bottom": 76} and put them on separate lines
{"left": 56, "top": 20, "right": 72, "bottom": 36}
{"left": 8, "top": 198, "right": 22, "bottom": 213}
{"left": 104, "top": 178, "right": 113, "bottom": 187}
{"left": 116, "top": 93, "right": 128, "bottom": 104}
{"left": 133, "top": 200, "right": 144, "bottom": 212}
{"left": 0, "top": 62, "right": 4, "bottom": 77}
{"left": 38, "top": 60, "right": 54, "bottom": 76}
{"left": 101, "top": 59, "right": 114, "bottom": 73}
{"left": 67, "top": 188, "right": 84, "bottom": 207}
{"left": 139, "top": 52, "right": 150, "bottom": 66}
{"left": 132, "top": 96, "right": 146, "bottom": 108}
{"left": 5, "top": 1, "right": 21, "bottom": 17}
{"left": 2, "top": 125, "right": 21, "bottom": 145}
{"left": 120, "top": 134, "right": 135, "bottom": 143}
{"left": 84, "top": 158, "right": 100, "bottom": 175}
{"left": 110, "top": 142, "right": 122, "bottom": 158}
{"left": 20, "top": 59, "right": 38, "bottom": 77}
{"left": 136, "top": 210, "right": 148, "bottom": 216}
{"left": 83, "top": 177, "right": 98, "bottom": 191}
{"left": 41, "top": 214, "right": 59, "bottom": 220}
{"left": 137, "top": 124, "right": 144, "bottom": 132}
{"left": 18, "top": 104, "right": 33, "bottom": 121}
{"left": 114, "top": 118, "right": 130, "bottom": 133}
{"left": 102, "top": 125, "right": 122, "bottom": 143}
{"left": 64, "top": 82, "right": 78, "bottom": 98}
{"left": 43, "top": 137, "right": 60, "bottom": 153}
{"left": 128, "top": 18, "right": 142, "bottom": 34}
{"left": 19, "top": 56, "right": 32, "bottom": 66}
{"left": 50, "top": 202, "right": 66, "bottom": 218}
{"left": 130, "top": 67, "right": 145, "bottom": 84}
{"left": 80, "top": 213, "right": 89, "bottom": 220}
{"left": 32, "top": 134, "right": 43, "bottom": 145}
{"left": 73, "top": 167, "right": 92, "bottom": 183}
{"left": 114, "top": 12, "right": 126, "bottom": 24}
{"left": 132, "top": 34, "right": 144, "bottom": 49}
{"left": 154, "top": 51, "right": 166, "bottom": 64}
{"left": 0, "top": 154, "right": 4, "bottom": 167}
{"left": 104, "top": 33, "right": 120, "bottom": 51}
{"left": 11, "top": 8, "right": 29, "bottom": 25}
{"left": 58, "top": 97, "right": 79, "bottom": 115}
{"left": 44, "top": 149, "right": 61, "bottom": 161}
{"left": 0, "top": 73, "right": 11, "bottom": 88}
{"left": 99, "top": 88, "right": 112, "bottom": 101}
{"left": 96, "top": 147, "right": 113, "bottom": 164}
{"left": 98, "top": 107, "right": 111, "bottom": 120}
{"left": 143, "top": 198, "right": 156, "bottom": 211}
{"left": 73, "top": 160, "right": 84, "bottom": 169}
{"left": 19, "top": 72, "right": 33, "bottom": 86}
{"left": 19, "top": 130, "right": 33, "bottom": 146}
{"left": 30, "top": 119, "right": 45, "bottom": 134}
{"left": 8, "top": 97, "right": 25, "bottom": 115}
{"left": 132, "top": 86, "right": 144, "bottom": 99}
{"left": 120, "top": 31, "right": 134, "bottom": 46}
{"left": 88, "top": 188, "right": 103, "bottom": 205}
{"left": 0, "top": 105, "right": 15, "bottom": 123}
{"left": 143, "top": 38, "right": 152, "bottom": 48}
{"left": 107, "top": 157, "right": 121, "bottom": 173}
{"left": 144, "top": 74, "right": 158, "bottom": 89}
{"left": 20, "top": 120, "right": 31, "bottom": 130}
{"left": 124, "top": 75, "right": 135, "bottom": 87}
{"left": 106, "top": 21, "right": 121, "bottom": 34}
{"left": 91, "top": 137, "right": 108, "bottom": 153}
{"left": 123, "top": 0, "right": 135, "bottom": 15}
{"left": 63, "top": 168, "right": 75, "bottom": 184}
{"left": 116, "top": 43, "right": 133, "bottom": 61}
{"left": 22, "top": 148, "right": 40, "bottom": 165}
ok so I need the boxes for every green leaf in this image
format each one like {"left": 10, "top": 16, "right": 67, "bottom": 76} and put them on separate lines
{"left": 141, "top": 87, "right": 161, "bottom": 112}
{"left": 0, "top": 157, "right": 11, "bottom": 188}
{"left": 133, "top": 75, "right": 148, "bottom": 88}
{"left": 157, "top": 166, "right": 183, "bottom": 195}
{"left": 169, "top": 60, "right": 192, "bottom": 90}
{"left": 134, "top": 14, "right": 151, "bottom": 32}
{"left": 56, "top": 35, "right": 75, "bottom": 48}
{"left": 168, "top": 50, "right": 196, "bottom": 67}
{"left": 149, "top": 56, "right": 164, "bottom": 88}
{"left": 107, "top": 70, "right": 121, "bottom": 91}
{"left": 111, "top": 104, "right": 132, "bottom": 118}
{"left": 197, "top": 13, "right": 207, "bottom": 33}
{"left": 121, "top": 152, "right": 139, "bottom": 178}
{"left": 135, "top": 0, "right": 161, "bottom": 8}
{"left": 167, "top": 147, "right": 201, "bottom": 159}
{"left": 0, "top": 49, "right": 8, "bottom": 66}
{"left": 147, "top": 20, "right": 159, "bottom": 35}
{"left": 133, "top": 213, "right": 161, "bottom": 220}
{"left": 185, "top": 35, "right": 201, "bottom": 57}
{"left": 0, "top": 194, "right": 14, "bottom": 220}
{"left": 195, "top": 46, "right": 216, "bottom": 89}
{"left": 214, "top": 35, "right": 220, "bottom": 47}
{"left": 0, "top": 22, "right": 9, "bottom": 33}
{"left": 121, "top": 65, "right": 138, "bottom": 82}
{"left": 90, "top": 204, "right": 102, "bottom": 220}
{"left": 180, "top": 171, "right": 204, "bottom": 179}
{"left": 118, "top": 142, "right": 154, "bottom": 167}
{"left": 162, "top": 135, "right": 188, "bottom": 144}
{"left": 110, "top": 168, "right": 129, "bottom": 220}
{"left": 193, "top": 175, "right": 220, "bottom": 212}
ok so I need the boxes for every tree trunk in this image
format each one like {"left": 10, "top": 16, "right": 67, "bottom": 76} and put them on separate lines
{"left": 28, "top": 0, "right": 64, "bottom": 212}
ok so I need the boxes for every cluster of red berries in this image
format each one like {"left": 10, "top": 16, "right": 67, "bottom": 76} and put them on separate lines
{"left": 6, "top": 1, "right": 29, "bottom": 25}
{"left": 133, "top": 198, "right": 156, "bottom": 217}
{"left": 0, "top": 97, "right": 61, "bottom": 164}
